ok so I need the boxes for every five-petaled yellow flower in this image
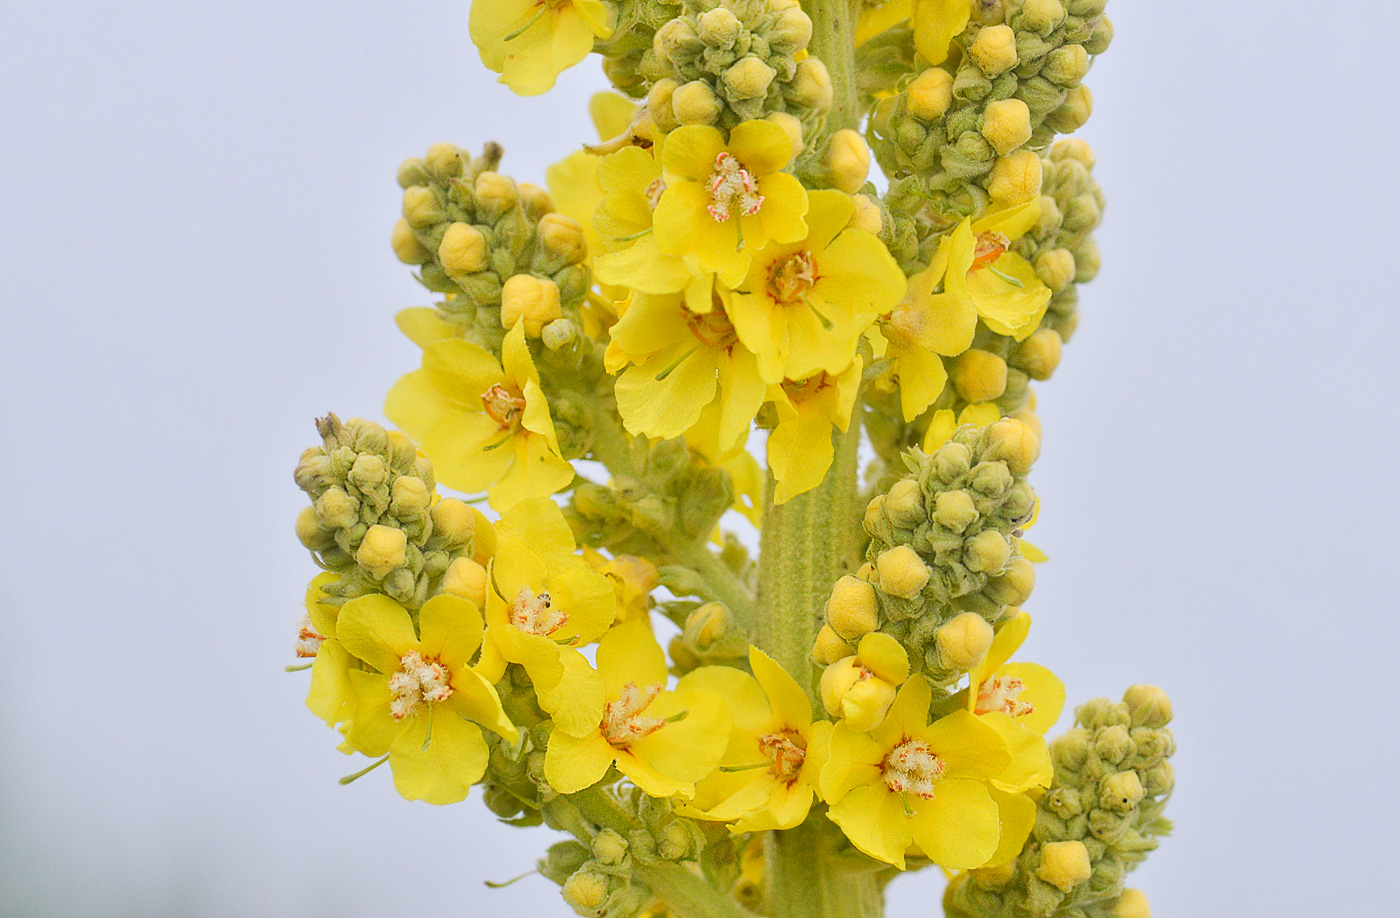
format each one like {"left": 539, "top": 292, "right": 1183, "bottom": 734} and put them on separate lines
{"left": 680, "top": 647, "right": 832, "bottom": 832}
{"left": 544, "top": 620, "right": 730, "bottom": 798}
{"left": 820, "top": 675, "right": 1010, "bottom": 869}
{"left": 385, "top": 323, "right": 573, "bottom": 511}
{"left": 966, "top": 610, "right": 1064, "bottom": 793}
{"left": 654, "top": 121, "right": 808, "bottom": 285}
{"left": 326, "top": 592, "right": 518, "bottom": 805}
{"left": 469, "top": 0, "right": 615, "bottom": 96}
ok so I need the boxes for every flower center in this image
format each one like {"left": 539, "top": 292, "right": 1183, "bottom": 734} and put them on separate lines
{"left": 645, "top": 177, "right": 667, "bottom": 209}
{"left": 767, "top": 250, "right": 816, "bottom": 305}
{"left": 882, "top": 739, "right": 945, "bottom": 799}
{"left": 707, "top": 152, "right": 763, "bottom": 222}
{"left": 482, "top": 383, "right": 526, "bottom": 429}
{"left": 387, "top": 650, "right": 453, "bottom": 721}
{"left": 508, "top": 586, "right": 567, "bottom": 636}
{"left": 758, "top": 731, "right": 807, "bottom": 781}
{"left": 686, "top": 303, "right": 738, "bottom": 348}
{"left": 972, "top": 231, "right": 1010, "bottom": 269}
{"left": 601, "top": 681, "right": 667, "bottom": 746}
{"left": 975, "top": 676, "right": 1035, "bottom": 718}
{"left": 781, "top": 372, "right": 831, "bottom": 405}
{"left": 295, "top": 613, "right": 325, "bottom": 658}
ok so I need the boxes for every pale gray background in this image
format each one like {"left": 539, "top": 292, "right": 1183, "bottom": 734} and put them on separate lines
{"left": 2, "top": 1, "right": 1397, "bottom": 915}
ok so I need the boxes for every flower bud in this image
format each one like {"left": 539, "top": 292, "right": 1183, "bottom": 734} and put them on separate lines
{"left": 952, "top": 349, "right": 1008, "bottom": 402}
{"left": 402, "top": 186, "right": 444, "bottom": 228}
{"left": 389, "top": 475, "right": 431, "bottom": 517}
{"left": 987, "top": 150, "right": 1043, "bottom": 205}
{"left": 907, "top": 68, "right": 954, "bottom": 120}
{"left": 672, "top": 79, "right": 724, "bottom": 125}
{"left": 518, "top": 182, "right": 554, "bottom": 221}
{"left": 981, "top": 99, "right": 1032, "bottom": 156}
{"left": 315, "top": 487, "right": 359, "bottom": 530}
{"left": 537, "top": 212, "right": 587, "bottom": 266}
{"left": 356, "top": 524, "right": 407, "bottom": 579}
{"left": 438, "top": 222, "right": 488, "bottom": 276}
{"left": 857, "top": 632, "right": 911, "bottom": 684}
{"left": 295, "top": 505, "right": 330, "bottom": 549}
{"left": 770, "top": 7, "right": 813, "bottom": 51}
{"left": 789, "top": 58, "right": 833, "bottom": 110}
{"left": 965, "top": 530, "right": 1010, "bottom": 573}
{"left": 934, "top": 612, "right": 994, "bottom": 670}
{"left": 430, "top": 498, "right": 476, "bottom": 548}
{"left": 391, "top": 218, "right": 431, "bottom": 265}
{"left": 1047, "top": 84, "right": 1093, "bottom": 134}
{"left": 1020, "top": 0, "right": 1066, "bottom": 32}
{"left": 969, "top": 25, "right": 1018, "bottom": 76}
{"left": 876, "top": 545, "right": 930, "bottom": 598}
{"left": 501, "top": 275, "right": 563, "bottom": 337}
{"left": 1122, "top": 684, "right": 1173, "bottom": 728}
{"left": 884, "top": 478, "right": 925, "bottom": 528}
{"left": 1100, "top": 770, "right": 1145, "bottom": 812}
{"left": 985, "top": 417, "right": 1041, "bottom": 476}
{"left": 396, "top": 157, "right": 430, "bottom": 189}
{"left": 1014, "top": 328, "right": 1063, "bottom": 381}
{"left": 1045, "top": 44, "right": 1090, "bottom": 86}
{"left": 590, "top": 828, "right": 629, "bottom": 866}
{"left": 850, "top": 194, "right": 882, "bottom": 234}
{"left": 654, "top": 16, "right": 701, "bottom": 59}
{"left": 1094, "top": 723, "right": 1132, "bottom": 764}
{"left": 863, "top": 494, "right": 886, "bottom": 534}
{"left": 766, "top": 111, "right": 804, "bottom": 162}
{"left": 1054, "top": 137, "right": 1096, "bottom": 166}
{"left": 647, "top": 78, "right": 680, "bottom": 131}
{"left": 561, "top": 867, "right": 609, "bottom": 915}
{"left": 822, "top": 129, "right": 870, "bottom": 193}
{"left": 441, "top": 557, "right": 488, "bottom": 608}
{"left": 986, "top": 556, "right": 1035, "bottom": 604}
{"left": 696, "top": 7, "right": 741, "bottom": 48}
{"left": 724, "top": 56, "right": 777, "bottom": 101}
{"left": 813, "top": 624, "right": 855, "bottom": 664}
{"left": 1113, "top": 889, "right": 1152, "bottom": 918}
{"left": 826, "top": 575, "right": 880, "bottom": 640}
{"left": 684, "top": 602, "right": 732, "bottom": 650}
{"left": 1033, "top": 247, "right": 1076, "bottom": 292}
{"left": 424, "top": 142, "right": 464, "bottom": 178}
{"left": 933, "top": 490, "right": 978, "bottom": 533}
{"left": 474, "top": 171, "right": 519, "bottom": 217}
{"left": 1038, "top": 840, "right": 1091, "bottom": 892}
{"left": 820, "top": 656, "right": 898, "bottom": 731}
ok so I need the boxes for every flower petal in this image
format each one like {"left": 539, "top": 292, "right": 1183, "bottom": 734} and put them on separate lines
{"left": 389, "top": 707, "right": 489, "bottom": 804}
{"left": 908, "top": 776, "right": 999, "bottom": 868}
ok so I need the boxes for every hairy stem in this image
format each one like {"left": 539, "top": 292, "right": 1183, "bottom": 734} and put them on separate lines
{"left": 766, "top": 819, "right": 886, "bottom": 918}
{"left": 806, "top": 0, "right": 862, "bottom": 134}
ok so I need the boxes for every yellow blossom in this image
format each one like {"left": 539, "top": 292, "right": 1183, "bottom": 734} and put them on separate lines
{"left": 469, "top": 0, "right": 615, "bottom": 96}
{"left": 729, "top": 190, "right": 905, "bottom": 385}
{"left": 820, "top": 632, "right": 911, "bottom": 731}
{"left": 584, "top": 549, "right": 660, "bottom": 627}
{"left": 765, "top": 361, "right": 862, "bottom": 504}
{"left": 303, "top": 573, "right": 353, "bottom": 727}
{"left": 544, "top": 620, "right": 730, "bottom": 798}
{"left": 820, "top": 676, "right": 1011, "bottom": 869}
{"left": 680, "top": 648, "right": 831, "bottom": 832}
{"left": 914, "top": 0, "right": 972, "bottom": 65}
{"left": 591, "top": 143, "right": 706, "bottom": 298}
{"left": 331, "top": 592, "right": 518, "bottom": 804}
{"left": 385, "top": 324, "right": 573, "bottom": 512}
{"left": 653, "top": 121, "right": 808, "bottom": 285}
{"left": 474, "top": 498, "right": 617, "bottom": 736}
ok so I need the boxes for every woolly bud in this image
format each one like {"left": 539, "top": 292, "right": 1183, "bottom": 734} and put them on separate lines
{"left": 1037, "top": 841, "right": 1091, "bottom": 892}
{"left": 770, "top": 7, "right": 813, "bottom": 52}
{"left": 537, "top": 213, "right": 587, "bottom": 266}
{"left": 295, "top": 505, "right": 329, "bottom": 550}
{"left": 1033, "top": 248, "right": 1076, "bottom": 292}
{"left": 430, "top": 498, "right": 477, "bottom": 548}
{"left": 876, "top": 545, "right": 930, "bottom": 598}
{"left": 766, "top": 112, "right": 805, "bottom": 162}
{"left": 813, "top": 624, "right": 855, "bottom": 664}
{"left": 981, "top": 99, "right": 1032, "bottom": 156}
{"left": 560, "top": 868, "right": 610, "bottom": 915}
{"left": 442, "top": 557, "right": 488, "bottom": 608}
{"left": 696, "top": 7, "right": 740, "bottom": 48}
{"left": 724, "top": 56, "right": 777, "bottom": 101}
{"left": 965, "top": 530, "right": 1011, "bottom": 573}
{"left": 933, "top": 489, "right": 980, "bottom": 532}
{"left": 1099, "top": 770, "right": 1145, "bottom": 812}
{"left": 850, "top": 194, "right": 882, "bottom": 234}
{"left": 986, "top": 556, "right": 1035, "bottom": 605}
{"left": 683, "top": 602, "right": 733, "bottom": 650}
{"left": 985, "top": 418, "right": 1041, "bottom": 477}
{"left": 1045, "top": 44, "right": 1090, "bottom": 86}
{"left": 1020, "top": 0, "right": 1066, "bottom": 32}
{"left": 826, "top": 575, "right": 880, "bottom": 640}
{"left": 474, "top": 171, "right": 519, "bottom": 217}
{"left": 969, "top": 25, "right": 1018, "bottom": 76}
{"left": 672, "top": 80, "right": 723, "bottom": 125}
{"left": 934, "top": 612, "right": 994, "bottom": 670}
{"left": 988, "top": 150, "right": 1043, "bottom": 205}
{"left": 356, "top": 524, "right": 407, "bottom": 579}
{"left": 391, "top": 218, "right": 431, "bottom": 265}
{"left": 789, "top": 58, "right": 833, "bottom": 110}
{"left": 822, "top": 129, "right": 870, "bottom": 193}
{"left": 439, "top": 222, "right": 489, "bottom": 276}
{"left": 648, "top": 78, "right": 681, "bottom": 131}
{"left": 907, "top": 68, "right": 954, "bottom": 120}
{"left": 501, "top": 275, "right": 563, "bottom": 337}
{"left": 402, "top": 186, "right": 444, "bottom": 228}
{"left": 952, "top": 349, "right": 1008, "bottom": 403}
{"left": 1047, "top": 84, "right": 1093, "bottom": 134}
{"left": 1113, "top": 890, "right": 1152, "bottom": 918}
{"left": 1123, "top": 684, "right": 1173, "bottom": 728}
{"left": 1015, "top": 328, "right": 1064, "bottom": 379}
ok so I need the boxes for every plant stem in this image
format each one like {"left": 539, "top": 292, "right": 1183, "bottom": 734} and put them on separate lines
{"left": 805, "top": 0, "right": 862, "bottom": 133}
{"left": 765, "top": 819, "right": 885, "bottom": 918}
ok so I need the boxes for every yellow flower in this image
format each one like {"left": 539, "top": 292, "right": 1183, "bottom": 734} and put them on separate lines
{"left": 819, "top": 632, "right": 911, "bottom": 732}
{"left": 680, "top": 648, "right": 830, "bottom": 832}
{"left": 820, "top": 676, "right": 1010, "bottom": 869}
{"left": 921, "top": 403, "right": 1004, "bottom": 452}
{"left": 586, "top": 550, "right": 661, "bottom": 626}
{"left": 913, "top": 0, "right": 971, "bottom": 65}
{"left": 333, "top": 592, "right": 518, "bottom": 804}
{"left": 729, "top": 191, "right": 906, "bottom": 385}
{"left": 966, "top": 610, "right": 1065, "bottom": 792}
{"left": 766, "top": 361, "right": 862, "bottom": 504}
{"left": 606, "top": 289, "right": 766, "bottom": 451}
{"left": 951, "top": 201, "right": 1054, "bottom": 342}
{"left": 544, "top": 620, "right": 730, "bottom": 798}
{"left": 591, "top": 143, "right": 706, "bottom": 298}
{"left": 385, "top": 323, "right": 573, "bottom": 512}
{"left": 474, "top": 498, "right": 617, "bottom": 736}
{"left": 303, "top": 573, "right": 353, "bottom": 727}
{"left": 653, "top": 121, "right": 808, "bottom": 285}
{"left": 469, "top": 0, "right": 615, "bottom": 96}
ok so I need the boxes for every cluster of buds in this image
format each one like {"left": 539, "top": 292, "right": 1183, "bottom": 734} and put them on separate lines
{"left": 393, "top": 142, "right": 591, "bottom": 354}
{"left": 945, "top": 685, "right": 1174, "bottom": 918}
{"left": 293, "top": 414, "right": 479, "bottom": 609}
{"left": 639, "top": 0, "right": 830, "bottom": 136}
{"left": 820, "top": 418, "right": 1040, "bottom": 688}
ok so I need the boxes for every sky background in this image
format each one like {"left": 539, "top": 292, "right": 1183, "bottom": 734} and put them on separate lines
{"left": 2, "top": 1, "right": 1398, "bottom": 915}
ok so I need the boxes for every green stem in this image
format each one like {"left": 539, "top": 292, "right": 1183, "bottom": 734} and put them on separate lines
{"left": 755, "top": 423, "right": 864, "bottom": 699}
{"left": 766, "top": 819, "right": 885, "bottom": 918}
{"left": 805, "top": 0, "right": 862, "bottom": 133}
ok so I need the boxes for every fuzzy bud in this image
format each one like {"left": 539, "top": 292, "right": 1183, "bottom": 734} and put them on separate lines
{"left": 391, "top": 218, "right": 431, "bottom": 265}
{"left": 876, "top": 545, "right": 930, "bottom": 598}
{"left": 850, "top": 194, "right": 882, "bottom": 234}
{"left": 1037, "top": 840, "right": 1092, "bottom": 892}
{"left": 501, "top": 275, "right": 563, "bottom": 337}
{"left": 441, "top": 557, "right": 488, "bottom": 608}
{"left": 766, "top": 111, "right": 805, "bottom": 162}
{"left": 1015, "top": 328, "right": 1064, "bottom": 380}
{"left": 672, "top": 80, "right": 724, "bottom": 125}
{"left": 933, "top": 489, "right": 979, "bottom": 532}
{"left": 474, "top": 171, "right": 519, "bottom": 216}
{"left": 813, "top": 624, "right": 855, "bottom": 664}
{"left": 1114, "top": 889, "right": 1152, "bottom": 918}
{"left": 981, "top": 99, "right": 1032, "bottom": 156}
{"left": 1122, "top": 684, "right": 1173, "bottom": 728}
{"left": 984, "top": 418, "right": 1041, "bottom": 477}
{"left": 789, "top": 58, "right": 834, "bottom": 110}
{"left": 907, "top": 68, "right": 955, "bottom": 120}
{"left": 537, "top": 213, "right": 587, "bottom": 266}
{"left": 1045, "top": 44, "right": 1090, "bottom": 86}
{"left": 826, "top": 575, "right": 880, "bottom": 640}
{"left": 356, "top": 524, "right": 407, "bottom": 579}
{"left": 402, "top": 186, "right": 444, "bottom": 228}
{"left": 988, "top": 150, "right": 1043, "bottom": 205}
{"left": 1047, "top": 84, "right": 1093, "bottom": 134}
{"left": 724, "top": 56, "right": 777, "bottom": 101}
{"left": 438, "top": 222, "right": 488, "bottom": 276}
{"left": 969, "top": 25, "right": 1018, "bottom": 76}
{"left": 822, "top": 129, "right": 870, "bottom": 194}
{"left": 934, "top": 612, "right": 994, "bottom": 670}
{"left": 430, "top": 498, "right": 476, "bottom": 549}
{"left": 560, "top": 868, "right": 610, "bottom": 915}
{"left": 952, "top": 349, "right": 1008, "bottom": 403}
{"left": 1100, "top": 770, "right": 1145, "bottom": 812}
{"left": 696, "top": 7, "right": 741, "bottom": 48}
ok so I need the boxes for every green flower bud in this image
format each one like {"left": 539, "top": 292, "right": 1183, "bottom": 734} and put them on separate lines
{"left": 724, "top": 55, "right": 777, "bottom": 100}
{"left": 391, "top": 218, "right": 432, "bottom": 265}
{"left": 402, "top": 185, "right": 444, "bottom": 227}
{"left": 1123, "top": 684, "right": 1173, "bottom": 728}
{"left": 672, "top": 79, "right": 724, "bottom": 125}
{"left": 696, "top": 7, "right": 740, "bottom": 48}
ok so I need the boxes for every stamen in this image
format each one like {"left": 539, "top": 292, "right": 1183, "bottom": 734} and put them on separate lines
{"left": 972, "top": 231, "right": 1010, "bottom": 268}
{"left": 975, "top": 676, "right": 1036, "bottom": 718}
{"left": 882, "top": 738, "right": 945, "bottom": 799}
{"left": 767, "top": 251, "right": 817, "bottom": 305}
{"left": 508, "top": 586, "right": 567, "bottom": 635}
{"left": 295, "top": 613, "right": 325, "bottom": 658}
{"left": 482, "top": 384, "right": 527, "bottom": 429}
{"left": 758, "top": 731, "right": 807, "bottom": 781}
{"left": 645, "top": 178, "right": 667, "bottom": 209}
{"left": 601, "top": 681, "right": 667, "bottom": 746}
{"left": 707, "top": 152, "right": 764, "bottom": 222}
{"left": 388, "top": 650, "right": 454, "bottom": 721}
{"left": 686, "top": 304, "right": 738, "bottom": 348}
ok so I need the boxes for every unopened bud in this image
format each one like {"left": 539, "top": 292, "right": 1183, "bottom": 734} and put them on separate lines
{"left": 402, "top": 186, "right": 444, "bottom": 228}
{"left": 1033, "top": 248, "right": 1076, "bottom": 293}
{"left": 590, "top": 828, "right": 629, "bottom": 866}
{"left": 474, "top": 171, "right": 519, "bottom": 216}
{"left": 1021, "top": 0, "right": 1066, "bottom": 32}
{"left": 766, "top": 111, "right": 804, "bottom": 162}
{"left": 1113, "top": 889, "right": 1152, "bottom": 918}
{"left": 389, "top": 476, "right": 431, "bottom": 517}
{"left": 883, "top": 478, "right": 925, "bottom": 528}
{"left": 907, "top": 68, "right": 954, "bottom": 120}
{"left": 501, "top": 275, "right": 563, "bottom": 337}
{"left": 985, "top": 417, "right": 1041, "bottom": 476}
{"left": 820, "top": 656, "right": 898, "bottom": 731}
{"left": 439, "top": 222, "right": 488, "bottom": 276}
{"left": 672, "top": 79, "right": 723, "bottom": 125}
{"left": 826, "top": 576, "right": 880, "bottom": 640}
{"left": 430, "top": 498, "right": 477, "bottom": 548}
{"left": 981, "top": 99, "right": 1032, "bottom": 156}
{"left": 986, "top": 556, "right": 1035, "bottom": 605}
{"left": 537, "top": 212, "right": 587, "bottom": 265}
{"left": 654, "top": 16, "right": 701, "bottom": 59}
{"left": 397, "top": 157, "right": 430, "bottom": 189}
{"left": 391, "top": 218, "right": 431, "bottom": 265}
{"left": 965, "top": 530, "right": 1010, "bottom": 574}
{"left": 934, "top": 612, "right": 994, "bottom": 670}
{"left": 295, "top": 505, "right": 329, "bottom": 549}
{"left": 850, "top": 194, "right": 882, "bottom": 234}
{"left": 1122, "top": 684, "right": 1173, "bottom": 728}
{"left": 952, "top": 349, "right": 1008, "bottom": 403}
{"left": 684, "top": 602, "right": 732, "bottom": 650}
{"left": 770, "top": 7, "right": 813, "bottom": 51}
{"left": 724, "top": 56, "right": 777, "bottom": 101}
{"left": 819, "top": 129, "right": 868, "bottom": 194}
{"left": 442, "top": 557, "right": 488, "bottom": 608}
{"left": 987, "top": 150, "right": 1043, "bottom": 206}
{"left": 1038, "top": 840, "right": 1091, "bottom": 892}
{"left": 647, "top": 78, "right": 680, "bottom": 131}
{"left": 696, "top": 7, "right": 740, "bottom": 48}
{"left": 1045, "top": 44, "right": 1090, "bottom": 86}
{"left": 876, "top": 545, "right": 930, "bottom": 599}
{"left": 518, "top": 182, "right": 553, "bottom": 221}
{"left": 357, "top": 524, "right": 408, "bottom": 579}
{"left": 561, "top": 868, "right": 610, "bottom": 915}
{"left": 1100, "top": 770, "right": 1145, "bottom": 812}
{"left": 1054, "top": 137, "right": 1096, "bottom": 167}
{"left": 315, "top": 487, "right": 359, "bottom": 530}
{"left": 969, "top": 25, "right": 1018, "bottom": 76}
{"left": 789, "top": 58, "right": 834, "bottom": 110}
{"left": 933, "top": 490, "right": 979, "bottom": 532}
{"left": 813, "top": 624, "right": 855, "bottom": 664}
{"left": 1046, "top": 84, "right": 1093, "bottom": 134}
